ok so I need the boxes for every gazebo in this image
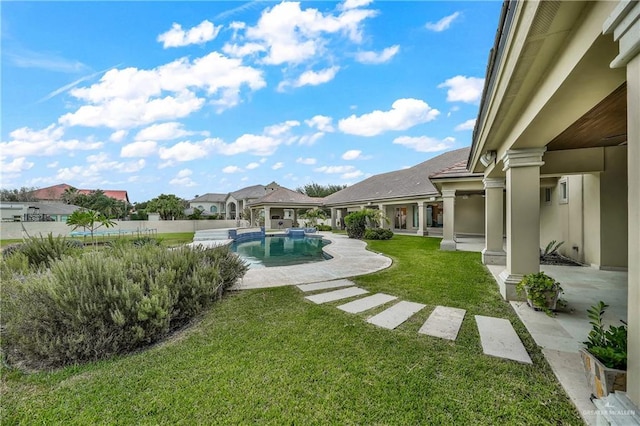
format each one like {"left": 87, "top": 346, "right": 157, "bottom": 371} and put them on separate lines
{"left": 247, "top": 186, "right": 325, "bottom": 231}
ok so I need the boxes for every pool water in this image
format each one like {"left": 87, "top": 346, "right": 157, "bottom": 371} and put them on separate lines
{"left": 230, "top": 236, "right": 331, "bottom": 268}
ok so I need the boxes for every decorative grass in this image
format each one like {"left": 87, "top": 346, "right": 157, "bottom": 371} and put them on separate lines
{"left": 1, "top": 235, "right": 582, "bottom": 424}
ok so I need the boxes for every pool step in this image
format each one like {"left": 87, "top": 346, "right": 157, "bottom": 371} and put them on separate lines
{"left": 193, "top": 229, "right": 231, "bottom": 241}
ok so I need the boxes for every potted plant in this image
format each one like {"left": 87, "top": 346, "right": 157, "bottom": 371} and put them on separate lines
{"left": 516, "top": 272, "right": 563, "bottom": 315}
{"left": 580, "top": 301, "right": 627, "bottom": 399}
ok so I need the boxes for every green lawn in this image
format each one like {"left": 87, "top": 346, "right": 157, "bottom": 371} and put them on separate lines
{"left": 0, "top": 232, "right": 194, "bottom": 248}
{"left": 1, "top": 235, "right": 582, "bottom": 424}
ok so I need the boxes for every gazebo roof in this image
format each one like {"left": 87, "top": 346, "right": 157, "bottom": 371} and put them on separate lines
{"left": 248, "top": 187, "right": 324, "bottom": 208}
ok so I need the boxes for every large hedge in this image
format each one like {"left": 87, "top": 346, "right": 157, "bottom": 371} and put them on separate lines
{"left": 1, "top": 243, "right": 247, "bottom": 369}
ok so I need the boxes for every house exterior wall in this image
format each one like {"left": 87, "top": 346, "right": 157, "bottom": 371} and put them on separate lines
{"left": 189, "top": 201, "right": 225, "bottom": 214}
{"left": 454, "top": 195, "right": 485, "bottom": 235}
{"left": 600, "top": 146, "right": 628, "bottom": 268}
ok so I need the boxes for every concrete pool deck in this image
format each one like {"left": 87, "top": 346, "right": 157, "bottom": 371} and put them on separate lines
{"left": 231, "top": 233, "right": 392, "bottom": 290}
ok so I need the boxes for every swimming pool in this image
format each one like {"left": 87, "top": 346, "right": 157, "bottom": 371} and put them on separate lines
{"left": 230, "top": 235, "right": 331, "bottom": 268}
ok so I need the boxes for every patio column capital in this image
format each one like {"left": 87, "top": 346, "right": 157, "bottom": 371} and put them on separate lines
{"left": 441, "top": 189, "right": 456, "bottom": 198}
{"left": 501, "top": 148, "right": 546, "bottom": 171}
{"left": 603, "top": 0, "right": 640, "bottom": 68}
{"left": 483, "top": 178, "right": 505, "bottom": 189}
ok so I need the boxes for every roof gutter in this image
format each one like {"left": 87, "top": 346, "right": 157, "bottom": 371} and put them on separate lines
{"left": 469, "top": 0, "right": 517, "bottom": 170}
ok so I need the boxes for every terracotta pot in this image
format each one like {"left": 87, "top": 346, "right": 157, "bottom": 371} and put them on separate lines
{"left": 580, "top": 348, "right": 627, "bottom": 398}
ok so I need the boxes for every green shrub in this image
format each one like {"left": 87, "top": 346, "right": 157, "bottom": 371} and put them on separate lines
{"left": 584, "top": 301, "right": 627, "bottom": 370}
{"left": 1, "top": 244, "right": 247, "bottom": 369}
{"left": 364, "top": 228, "right": 394, "bottom": 240}
{"left": 317, "top": 224, "right": 332, "bottom": 231}
{"left": 344, "top": 211, "right": 368, "bottom": 239}
{"left": 4, "top": 234, "right": 81, "bottom": 268}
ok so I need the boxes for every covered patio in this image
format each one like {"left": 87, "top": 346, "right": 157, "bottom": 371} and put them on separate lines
{"left": 247, "top": 186, "right": 325, "bottom": 231}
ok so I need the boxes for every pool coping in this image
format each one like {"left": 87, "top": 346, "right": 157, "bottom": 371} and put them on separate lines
{"left": 231, "top": 232, "right": 393, "bottom": 290}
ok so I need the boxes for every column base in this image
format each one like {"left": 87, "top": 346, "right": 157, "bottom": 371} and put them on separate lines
{"left": 482, "top": 249, "right": 506, "bottom": 265}
{"left": 416, "top": 229, "right": 427, "bottom": 236}
{"left": 440, "top": 239, "right": 457, "bottom": 251}
{"left": 497, "top": 270, "right": 526, "bottom": 301}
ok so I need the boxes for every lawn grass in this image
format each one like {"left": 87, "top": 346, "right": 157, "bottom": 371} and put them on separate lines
{"left": 1, "top": 235, "right": 582, "bottom": 424}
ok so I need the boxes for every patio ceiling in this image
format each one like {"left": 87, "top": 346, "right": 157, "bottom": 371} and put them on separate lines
{"left": 546, "top": 82, "right": 628, "bottom": 151}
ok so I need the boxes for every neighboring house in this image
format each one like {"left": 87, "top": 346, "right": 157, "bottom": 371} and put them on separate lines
{"left": 0, "top": 202, "right": 81, "bottom": 222}
{"left": 189, "top": 193, "right": 227, "bottom": 216}
{"left": 324, "top": 148, "right": 484, "bottom": 236}
{"left": 28, "top": 183, "right": 130, "bottom": 205}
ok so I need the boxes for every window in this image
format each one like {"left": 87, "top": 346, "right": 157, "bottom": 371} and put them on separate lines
{"left": 412, "top": 205, "right": 419, "bottom": 228}
{"left": 544, "top": 188, "right": 552, "bottom": 204}
{"left": 210, "top": 205, "right": 217, "bottom": 213}
{"left": 559, "top": 179, "right": 568, "bottom": 204}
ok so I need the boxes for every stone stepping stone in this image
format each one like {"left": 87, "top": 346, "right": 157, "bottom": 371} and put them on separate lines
{"left": 305, "top": 287, "right": 368, "bottom": 304}
{"left": 367, "top": 301, "right": 426, "bottom": 330}
{"left": 337, "top": 293, "right": 398, "bottom": 314}
{"left": 475, "top": 315, "right": 532, "bottom": 364}
{"left": 297, "top": 279, "right": 354, "bottom": 293}
{"left": 418, "top": 306, "right": 466, "bottom": 341}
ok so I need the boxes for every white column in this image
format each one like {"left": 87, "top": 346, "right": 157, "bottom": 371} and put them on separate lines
{"left": 440, "top": 190, "right": 456, "bottom": 251}
{"left": 377, "top": 204, "right": 386, "bottom": 228}
{"left": 250, "top": 208, "right": 255, "bottom": 227}
{"left": 416, "top": 201, "right": 426, "bottom": 236}
{"left": 498, "top": 148, "right": 545, "bottom": 300}
{"left": 293, "top": 209, "right": 298, "bottom": 228}
{"left": 604, "top": 1, "right": 640, "bottom": 406}
{"left": 264, "top": 206, "right": 271, "bottom": 230}
{"left": 482, "top": 178, "right": 506, "bottom": 265}
{"left": 330, "top": 208, "right": 337, "bottom": 229}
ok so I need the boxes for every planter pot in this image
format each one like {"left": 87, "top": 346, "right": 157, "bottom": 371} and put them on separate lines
{"left": 580, "top": 348, "right": 627, "bottom": 399}
{"left": 525, "top": 288, "right": 560, "bottom": 311}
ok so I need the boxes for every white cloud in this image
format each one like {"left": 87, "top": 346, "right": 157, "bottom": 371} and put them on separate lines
{"left": 314, "top": 165, "right": 356, "bottom": 174}
{"left": 120, "top": 141, "right": 158, "bottom": 158}
{"left": 55, "top": 159, "right": 146, "bottom": 183}
{"left": 341, "top": 170, "right": 363, "bottom": 179}
{"left": 305, "top": 115, "right": 334, "bottom": 132}
{"left": 158, "top": 20, "right": 222, "bottom": 48}
{"left": 215, "top": 134, "right": 281, "bottom": 156}
{"left": 355, "top": 45, "right": 399, "bottom": 64}
{"left": 341, "top": 0, "right": 373, "bottom": 10}
{"left": 392, "top": 136, "right": 455, "bottom": 153}
{"left": 60, "top": 52, "right": 266, "bottom": 128}
{"left": 425, "top": 12, "right": 461, "bottom": 32}
{"left": 240, "top": 1, "right": 377, "bottom": 66}
{"left": 296, "top": 157, "right": 316, "bottom": 165}
{"left": 169, "top": 168, "right": 197, "bottom": 186}
{"left": 222, "top": 165, "right": 243, "bottom": 173}
{"left": 1, "top": 157, "right": 34, "bottom": 174}
{"left": 47, "top": 161, "right": 59, "bottom": 168}
{"left": 0, "top": 124, "right": 103, "bottom": 157}
{"left": 222, "top": 42, "right": 266, "bottom": 58}
{"left": 158, "top": 139, "right": 219, "bottom": 163}
{"left": 110, "top": 130, "right": 128, "bottom": 142}
{"left": 291, "top": 66, "right": 340, "bottom": 88}
{"left": 438, "top": 76, "right": 484, "bottom": 104}
{"left": 338, "top": 98, "right": 440, "bottom": 136}
{"left": 298, "top": 132, "right": 325, "bottom": 146}
{"left": 341, "top": 149, "right": 362, "bottom": 160}
{"left": 455, "top": 118, "right": 476, "bottom": 131}
{"left": 265, "top": 120, "right": 300, "bottom": 137}
{"left": 246, "top": 162, "right": 260, "bottom": 170}
{"left": 272, "top": 162, "right": 284, "bottom": 170}
{"left": 135, "top": 122, "right": 207, "bottom": 141}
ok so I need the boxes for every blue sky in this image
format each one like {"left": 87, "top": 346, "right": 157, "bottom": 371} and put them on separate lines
{"left": 1, "top": 1, "right": 501, "bottom": 203}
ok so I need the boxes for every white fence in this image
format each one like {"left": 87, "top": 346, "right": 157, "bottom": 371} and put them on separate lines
{"left": 0, "top": 220, "right": 249, "bottom": 240}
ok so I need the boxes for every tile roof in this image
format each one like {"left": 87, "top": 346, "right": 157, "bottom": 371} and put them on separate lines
{"left": 324, "top": 147, "right": 471, "bottom": 205}
{"left": 190, "top": 193, "right": 228, "bottom": 203}
{"left": 429, "top": 159, "right": 484, "bottom": 179}
{"left": 249, "top": 187, "right": 324, "bottom": 206}
{"left": 230, "top": 184, "right": 268, "bottom": 200}
{"left": 29, "top": 184, "right": 129, "bottom": 203}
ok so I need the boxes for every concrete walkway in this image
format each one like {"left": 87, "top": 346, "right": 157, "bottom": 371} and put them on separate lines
{"left": 232, "top": 233, "right": 392, "bottom": 290}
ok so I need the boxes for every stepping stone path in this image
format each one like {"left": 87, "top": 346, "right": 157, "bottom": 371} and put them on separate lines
{"left": 304, "top": 286, "right": 369, "bottom": 304}
{"left": 297, "top": 279, "right": 534, "bottom": 364}
{"left": 338, "top": 293, "right": 397, "bottom": 314}
{"left": 475, "top": 315, "right": 532, "bottom": 364}
{"left": 367, "top": 301, "right": 426, "bottom": 330}
{"left": 418, "top": 306, "right": 466, "bottom": 341}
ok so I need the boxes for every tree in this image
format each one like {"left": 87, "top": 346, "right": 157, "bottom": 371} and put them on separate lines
{"left": 296, "top": 183, "right": 347, "bottom": 198}
{"left": 73, "top": 189, "right": 130, "bottom": 219}
{"left": 61, "top": 187, "right": 79, "bottom": 205}
{"left": 188, "top": 208, "right": 205, "bottom": 220}
{"left": 344, "top": 208, "right": 389, "bottom": 239}
{"left": 66, "top": 209, "right": 116, "bottom": 246}
{"left": 0, "top": 187, "right": 38, "bottom": 202}
{"left": 299, "top": 208, "right": 327, "bottom": 227}
{"left": 145, "top": 194, "right": 187, "bottom": 220}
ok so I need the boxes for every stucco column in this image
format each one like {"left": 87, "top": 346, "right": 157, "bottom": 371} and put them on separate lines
{"left": 482, "top": 178, "right": 506, "bottom": 265}
{"left": 417, "top": 201, "right": 426, "bottom": 236}
{"left": 250, "top": 208, "right": 255, "bottom": 227}
{"left": 293, "top": 209, "right": 298, "bottom": 228}
{"left": 498, "top": 148, "right": 545, "bottom": 300}
{"left": 330, "top": 208, "right": 337, "bottom": 229}
{"left": 377, "top": 204, "right": 386, "bottom": 229}
{"left": 604, "top": 1, "right": 640, "bottom": 406}
{"left": 440, "top": 189, "right": 456, "bottom": 251}
{"left": 264, "top": 206, "right": 271, "bottom": 231}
